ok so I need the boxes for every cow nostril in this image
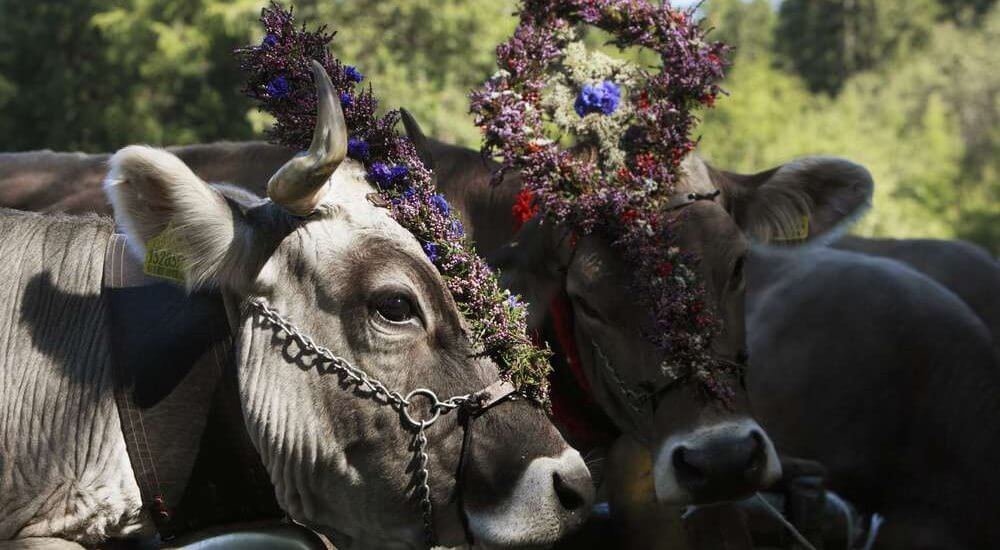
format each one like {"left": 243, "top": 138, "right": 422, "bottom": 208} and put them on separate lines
{"left": 552, "top": 471, "right": 586, "bottom": 512}
{"left": 672, "top": 446, "right": 705, "bottom": 486}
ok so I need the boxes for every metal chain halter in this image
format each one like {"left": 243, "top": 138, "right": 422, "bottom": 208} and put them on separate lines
{"left": 246, "top": 298, "right": 516, "bottom": 547}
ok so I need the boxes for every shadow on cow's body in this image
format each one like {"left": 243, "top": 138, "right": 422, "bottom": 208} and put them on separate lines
{"left": 833, "top": 235, "right": 1000, "bottom": 350}
{"left": 747, "top": 245, "right": 1000, "bottom": 549}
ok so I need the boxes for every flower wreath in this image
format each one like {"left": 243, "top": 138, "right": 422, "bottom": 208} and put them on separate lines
{"left": 236, "top": 3, "right": 551, "bottom": 402}
{"left": 469, "top": 0, "right": 735, "bottom": 399}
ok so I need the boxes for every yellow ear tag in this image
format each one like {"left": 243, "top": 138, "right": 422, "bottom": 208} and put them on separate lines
{"left": 143, "top": 225, "right": 188, "bottom": 283}
{"left": 774, "top": 214, "right": 810, "bottom": 242}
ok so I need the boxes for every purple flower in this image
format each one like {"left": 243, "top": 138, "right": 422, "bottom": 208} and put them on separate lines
{"left": 236, "top": 3, "right": 554, "bottom": 404}
{"left": 344, "top": 65, "right": 364, "bottom": 83}
{"left": 430, "top": 194, "right": 450, "bottom": 216}
{"left": 507, "top": 295, "right": 522, "bottom": 309}
{"left": 367, "top": 162, "right": 393, "bottom": 188}
{"left": 347, "top": 137, "right": 369, "bottom": 160}
{"left": 574, "top": 81, "right": 621, "bottom": 116}
{"left": 367, "top": 162, "right": 408, "bottom": 189}
{"left": 422, "top": 242, "right": 439, "bottom": 263}
{"left": 266, "top": 76, "right": 290, "bottom": 98}
{"left": 390, "top": 165, "right": 409, "bottom": 182}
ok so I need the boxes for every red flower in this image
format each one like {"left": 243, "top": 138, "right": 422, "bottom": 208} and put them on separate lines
{"left": 634, "top": 152, "right": 658, "bottom": 175}
{"left": 657, "top": 262, "right": 673, "bottom": 277}
{"left": 512, "top": 189, "right": 539, "bottom": 231}
{"left": 621, "top": 209, "right": 639, "bottom": 225}
{"left": 636, "top": 90, "right": 651, "bottom": 110}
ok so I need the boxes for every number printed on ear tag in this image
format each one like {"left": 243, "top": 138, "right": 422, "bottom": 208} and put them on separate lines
{"left": 773, "top": 215, "right": 810, "bottom": 242}
{"left": 143, "top": 224, "right": 188, "bottom": 283}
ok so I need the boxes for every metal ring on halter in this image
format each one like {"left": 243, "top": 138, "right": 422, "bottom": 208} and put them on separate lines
{"left": 403, "top": 389, "right": 443, "bottom": 428}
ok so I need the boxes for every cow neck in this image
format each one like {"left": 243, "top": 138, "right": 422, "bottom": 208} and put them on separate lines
{"left": 544, "top": 294, "right": 620, "bottom": 453}
{"left": 512, "top": 202, "right": 619, "bottom": 453}
{"left": 103, "top": 233, "right": 281, "bottom": 541}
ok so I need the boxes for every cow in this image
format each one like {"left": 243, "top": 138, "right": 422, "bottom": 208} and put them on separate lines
{"left": 833, "top": 235, "right": 999, "bottom": 348}
{"left": 0, "top": 66, "right": 594, "bottom": 550}
{"left": 745, "top": 244, "right": 1000, "bottom": 549}
{"left": 0, "top": 130, "right": 800, "bottom": 512}
{"left": 0, "top": 132, "right": 873, "bottom": 548}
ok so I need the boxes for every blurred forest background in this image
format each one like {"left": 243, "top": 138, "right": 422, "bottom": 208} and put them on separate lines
{"left": 0, "top": 0, "right": 996, "bottom": 251}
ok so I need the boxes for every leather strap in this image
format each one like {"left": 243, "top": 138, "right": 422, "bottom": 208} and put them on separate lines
{"left": 102, "top": 232, "right": 281, "bottom": 540}
{"left": 103, "top": 233, "right": 155, "bottom": 288}
{"left": 103, "top": 232, "right": 174, "bottom": 535}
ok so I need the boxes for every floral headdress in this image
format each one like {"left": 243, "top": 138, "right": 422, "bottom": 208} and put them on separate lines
{"left": 236, "top": 3, "right": 551, "bottom": 402}
{"left": 470, "top": 0, "right": 734, "bottom": 399}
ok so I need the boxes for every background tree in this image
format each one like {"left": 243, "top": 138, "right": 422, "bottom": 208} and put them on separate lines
{"left": 775, "top": 0, "right": 941, "bottom": 95}
{"left": 295, "top": 0, "right": 519, "bottom": 146}
{"left": 0, "top": 0, "right": 995, "bottom": 252}
{"left": 0, "top": 0, "right": 261, "bottom": 152}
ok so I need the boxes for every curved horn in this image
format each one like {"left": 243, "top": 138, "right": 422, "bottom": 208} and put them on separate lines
{"left": 267, "top": 60, "right": 348, "bottom": 215}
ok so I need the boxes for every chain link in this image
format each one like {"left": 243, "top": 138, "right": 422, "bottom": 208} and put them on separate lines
{"left": 592, "top": 341, "right": 654, "bottom": 415}
{"left": 413, "top": 428, "right": 434, "bottom": 547}
{"left": 247, "top": 298, "right": 478, "bottom": 547}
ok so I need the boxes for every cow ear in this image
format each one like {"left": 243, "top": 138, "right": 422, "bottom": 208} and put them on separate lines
{"left": 712, "top": 157, "right": 873, "bottom": 244}
{"left": 488, "top": 217, "right": 574, "bottom": 331}
{"left": 400, "top": 108, "right": 435, "bottom": 173}
{"left": 103, "top": 145, "right": 251, "bottom": 290}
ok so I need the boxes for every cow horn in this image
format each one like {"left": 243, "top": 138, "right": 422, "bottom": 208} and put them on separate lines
{"left": 267, "top": 60, "right": 348, "bottom": 215}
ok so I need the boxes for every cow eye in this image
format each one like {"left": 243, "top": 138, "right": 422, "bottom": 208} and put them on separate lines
{"left": 375, "top": 294, "right": 416, "bottom": 324}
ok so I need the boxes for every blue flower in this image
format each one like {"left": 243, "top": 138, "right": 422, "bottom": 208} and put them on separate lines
{"left": 450, "top": 219, "right": 464, "bottom": 237}
{"left": 367, "top": 162, "right": 408, "bottom": 189}
{"left": 390, "top": 165, "right": 409, "bottom": 182}
{"left": 430, "top": 194, "right": 450, "bottom": 216}
{"left": 507, "top": 295, "right": 522, "bottom": 309}
{"left": 402, "top": 187, "right": 416, "bottom": 199}
{"left": 347, "top": 138, "right": 369, "bottom": 160}
{"left": 574, "top": 80, "right": 621, "bottom": 117}
{"left": 423, "top": 242, "right": 439, "bottom": 263}
{"left": 262, "top": 34, "right": 278, "bottom": 48}
{"left": 266, "top": 76, "right": 290, "bottom": 98}
{"left": 344, "top": 65, "right": 364, "bottom": 83}
{"left": 367, "top": 162, "right": 393, "bottom": 188}
{"left": 340, "top": 91, "right": 353, "bottom": 107}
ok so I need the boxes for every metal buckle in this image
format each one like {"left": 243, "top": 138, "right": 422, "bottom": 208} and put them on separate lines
{"left": 402, "top": 389, "right": 443, "bottom": 429}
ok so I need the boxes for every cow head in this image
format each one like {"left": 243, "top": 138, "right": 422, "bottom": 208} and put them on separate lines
{"left": 491, "top": 153, "right": 873, "bottom": 506}
{"left": 103, "top": 63, "right": 592, "bottom": 548}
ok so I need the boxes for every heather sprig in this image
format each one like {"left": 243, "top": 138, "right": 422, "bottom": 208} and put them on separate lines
{"left": 237, "top": 3, "right": 552, "bottom": 402}
{"left": 470, "top": 0, "right": 734, "bottom": 399}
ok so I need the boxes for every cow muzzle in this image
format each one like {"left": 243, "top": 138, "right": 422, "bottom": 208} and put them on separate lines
{"left": 653, "top": 419, "right": 781, "bottom": 505}
{"left": 466, "top": 448, "right": 595, "bottom": 547}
